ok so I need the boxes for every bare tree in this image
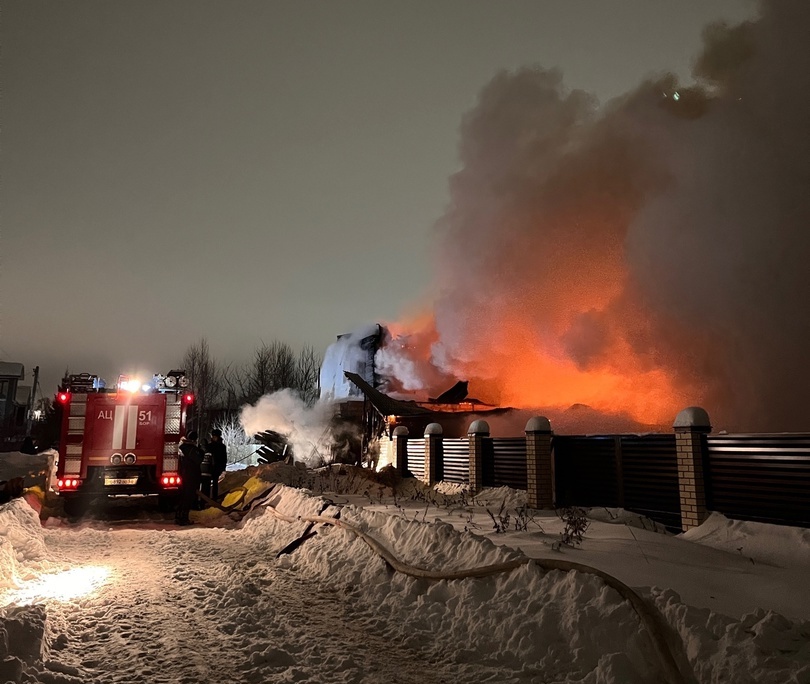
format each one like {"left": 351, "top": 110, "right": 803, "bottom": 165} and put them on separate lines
{"left": 181, "top": 338, "right": 222, "bottom": 436}
{"left": 220, "top": 362, "right": 249, "bottom": 411}
{"left": 242, "top": 340, "right": 298, "bottom": 403}
{"left": 295, "top": 345, "right": 320, "bottom": 405}
{"left": 186, "top": 340, "right": 321, "bottom": 418}
{"left": 243, "top": 342, "right": 273, "bottom": 403}
{"left": 269, "top": 340, "right": 297, "bottom": 392}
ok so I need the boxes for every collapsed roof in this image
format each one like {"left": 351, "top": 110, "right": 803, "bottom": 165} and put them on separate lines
{"left": 343, "top": 372, "right": 434, "bottom": 417}
{"left": 343, "top": 371, "right": 507, "bottom": 418}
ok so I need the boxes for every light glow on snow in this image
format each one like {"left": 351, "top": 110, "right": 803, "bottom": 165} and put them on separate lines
{"left": 3, "top": 566, "right": 111, "bottom": 606}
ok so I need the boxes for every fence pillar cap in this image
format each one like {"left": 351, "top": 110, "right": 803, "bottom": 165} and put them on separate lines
{"left": 468, "top": 419, "right": 490, "bottom": 435}
{"left": 424, "top": 423, "right": 443, "bottom": 436}
{"left": 525, "top": 416, "right": 552, "bottom": 433}
{"left": 393, "top": 426, "right": 409, "bottom": 437}
{"left": 673, "top": 406, "right": 711, "bottom": 430}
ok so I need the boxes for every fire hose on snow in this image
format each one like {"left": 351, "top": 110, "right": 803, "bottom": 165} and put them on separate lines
{"left": 244, "top": 489, "right": 693, "bottom": 684}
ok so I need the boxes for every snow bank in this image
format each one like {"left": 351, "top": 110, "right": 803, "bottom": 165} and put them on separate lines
{"left": 653, "top": 588, "right": 810, "bottom": 684}
{"left": 467, "top": 485, "right": 528, "bottom": 510}
{"left": 0, "top": 500, "right": 88, "bottom": 683}
{"left": 0, "top": 605, "right": 49, "bottom": 681}
{"left": 683, "top": 512, "right": 810, "bottom": 567}
{"left": 586, "top": 507, "right": 670, "bottom": 534}
{"left": 243, "top": 488, "right": 663, "bottom": 682}
{"left": 240, "top": 486, "right": 810, "bottom": 683}
{"left": 0, "top": 500, "right": 52, "bottom": 590}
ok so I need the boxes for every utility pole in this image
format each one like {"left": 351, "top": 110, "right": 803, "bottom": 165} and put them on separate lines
{"left": 26, "top": 365, "right": 40, "bottom": 435}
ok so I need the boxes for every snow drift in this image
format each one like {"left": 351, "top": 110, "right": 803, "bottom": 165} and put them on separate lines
{"left": 2, "top": 483, "right": 809, "bottom": 683}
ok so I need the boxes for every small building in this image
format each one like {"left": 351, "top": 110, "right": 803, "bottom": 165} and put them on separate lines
{"left": 0, "top": 362, "right": 29, "bottom": 449}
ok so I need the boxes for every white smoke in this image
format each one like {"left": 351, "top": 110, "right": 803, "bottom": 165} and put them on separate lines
{"left": 373, "top": 326, "right": 458, "bottom": 399}
{"left": 375, "top": 345, "right": 423, "bottom": 392}
{"left": 240, "top": 389, "right": 335, "bottom": 467}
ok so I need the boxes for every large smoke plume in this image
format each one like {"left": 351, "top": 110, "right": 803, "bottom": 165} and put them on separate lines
{"left": 380, "top": 1, "right": 810, "bottom": 431}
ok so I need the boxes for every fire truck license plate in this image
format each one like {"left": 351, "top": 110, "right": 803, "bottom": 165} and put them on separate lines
{"left": 105, "top": 477, "right": 139, "bottom": 486}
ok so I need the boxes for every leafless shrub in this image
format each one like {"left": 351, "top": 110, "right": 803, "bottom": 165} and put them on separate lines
{"left": 558, "top": 506, "right": 589, "bottom": 547}
{"left": 486, "top": 502, "right": 510, "bottom": 534}
{"left": 463, "top": 512, "right": 481, "bottom": 533}
{"left": 513, "top": 504, "right": 543, "bottom": 532}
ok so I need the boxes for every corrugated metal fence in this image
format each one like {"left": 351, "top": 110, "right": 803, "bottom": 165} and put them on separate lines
{"left": 487, "top": 437, "right": 527, "bottom": 490}
{"left": 397, "top": 429, "right": 809, "bottom": 529}
{"left": 704, "top": 433, "right": 810, "bottom": 527}
{"left": 442, "top": 438, "right": 470, "bottom": 483}
{"left": 554, "top": 436, "right": 619, "bottom": 508}
{"left": 406, "top": 438, "right": 425, "bottom": 480}
{"left": 554, "top": 435, "right": 681, "bottom": 530}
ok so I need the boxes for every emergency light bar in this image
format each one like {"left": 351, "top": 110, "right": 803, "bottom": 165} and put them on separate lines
{"left": 118, "top": 377, "right": 141, "bottom": 392}
{"left": 59, "top": 369, "right": 190, "bottom": 395}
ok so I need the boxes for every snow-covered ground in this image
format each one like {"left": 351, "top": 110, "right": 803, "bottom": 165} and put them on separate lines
{"left": 1, "top": 461, "right": 809, "bottom": 683}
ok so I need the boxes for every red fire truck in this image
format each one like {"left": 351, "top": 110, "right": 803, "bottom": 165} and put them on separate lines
{"left": 54, "top": 371, "right": 194, "bottom": 516}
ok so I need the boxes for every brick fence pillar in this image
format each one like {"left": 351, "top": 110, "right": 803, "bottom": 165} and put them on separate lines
{"left": 392, "top": 426, "right": 409, "bottom": 477}
{"left": 424, "top": 423, "right": 443, "bottom": 485}
{"left": 674, "top": 406, "right": 711, "bottom": 531}
{"left": 468, "top": 420, "right": 490, "bottom": 494}
{"left": 525, "top": 416, "right": 553, "bottom": 509}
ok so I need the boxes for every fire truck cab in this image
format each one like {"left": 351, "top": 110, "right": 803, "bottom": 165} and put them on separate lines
{"left": 55, "top": 371, "right": 194, "bottom": 516}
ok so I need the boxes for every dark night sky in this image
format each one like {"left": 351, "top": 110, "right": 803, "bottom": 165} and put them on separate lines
{"left": 1, "top": 0, "right": 756, "bottom": 396}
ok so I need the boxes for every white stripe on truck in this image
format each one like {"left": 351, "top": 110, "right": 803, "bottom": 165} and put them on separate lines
{"left": 126, "top": 405, "right": 139, "bottom": 449}
{"left": 112, "top": 406, "right": 126, "bottom": 449}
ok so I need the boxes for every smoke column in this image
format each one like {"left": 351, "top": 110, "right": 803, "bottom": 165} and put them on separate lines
{"left": 380, "top": 0, "right": 810, "bottom": 431}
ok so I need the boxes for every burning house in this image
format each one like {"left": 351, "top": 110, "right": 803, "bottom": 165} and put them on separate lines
{"left": 345, "top": 371, "right": 508, "bottom": 435}
{"left": 319, "top": 324, "right": 511, "bottom": 467}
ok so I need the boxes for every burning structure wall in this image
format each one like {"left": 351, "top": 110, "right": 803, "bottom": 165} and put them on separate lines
{"left": 319, "top": 324, "right": 383, "bottom": 403}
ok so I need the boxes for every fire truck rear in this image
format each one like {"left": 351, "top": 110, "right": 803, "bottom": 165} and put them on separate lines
{"left": 55, "top": 371, "right": 194, "bottom": 516}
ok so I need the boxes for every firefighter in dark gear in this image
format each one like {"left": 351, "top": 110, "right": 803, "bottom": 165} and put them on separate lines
{"left": 176, "top": 430, "right": 203, "bottom": 525}
{"left": 207, "top": 428, "right": 228, "bottom": 501}
{"left": 199, "top": 448, "right": 213, "bottom": 505}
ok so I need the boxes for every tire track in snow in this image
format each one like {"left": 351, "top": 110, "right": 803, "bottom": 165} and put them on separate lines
{"left": 41, "top": 525, "right": 460, "bottom": 684}
{"left": 42, "top": 527, "right": 237, "bottom": 683}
